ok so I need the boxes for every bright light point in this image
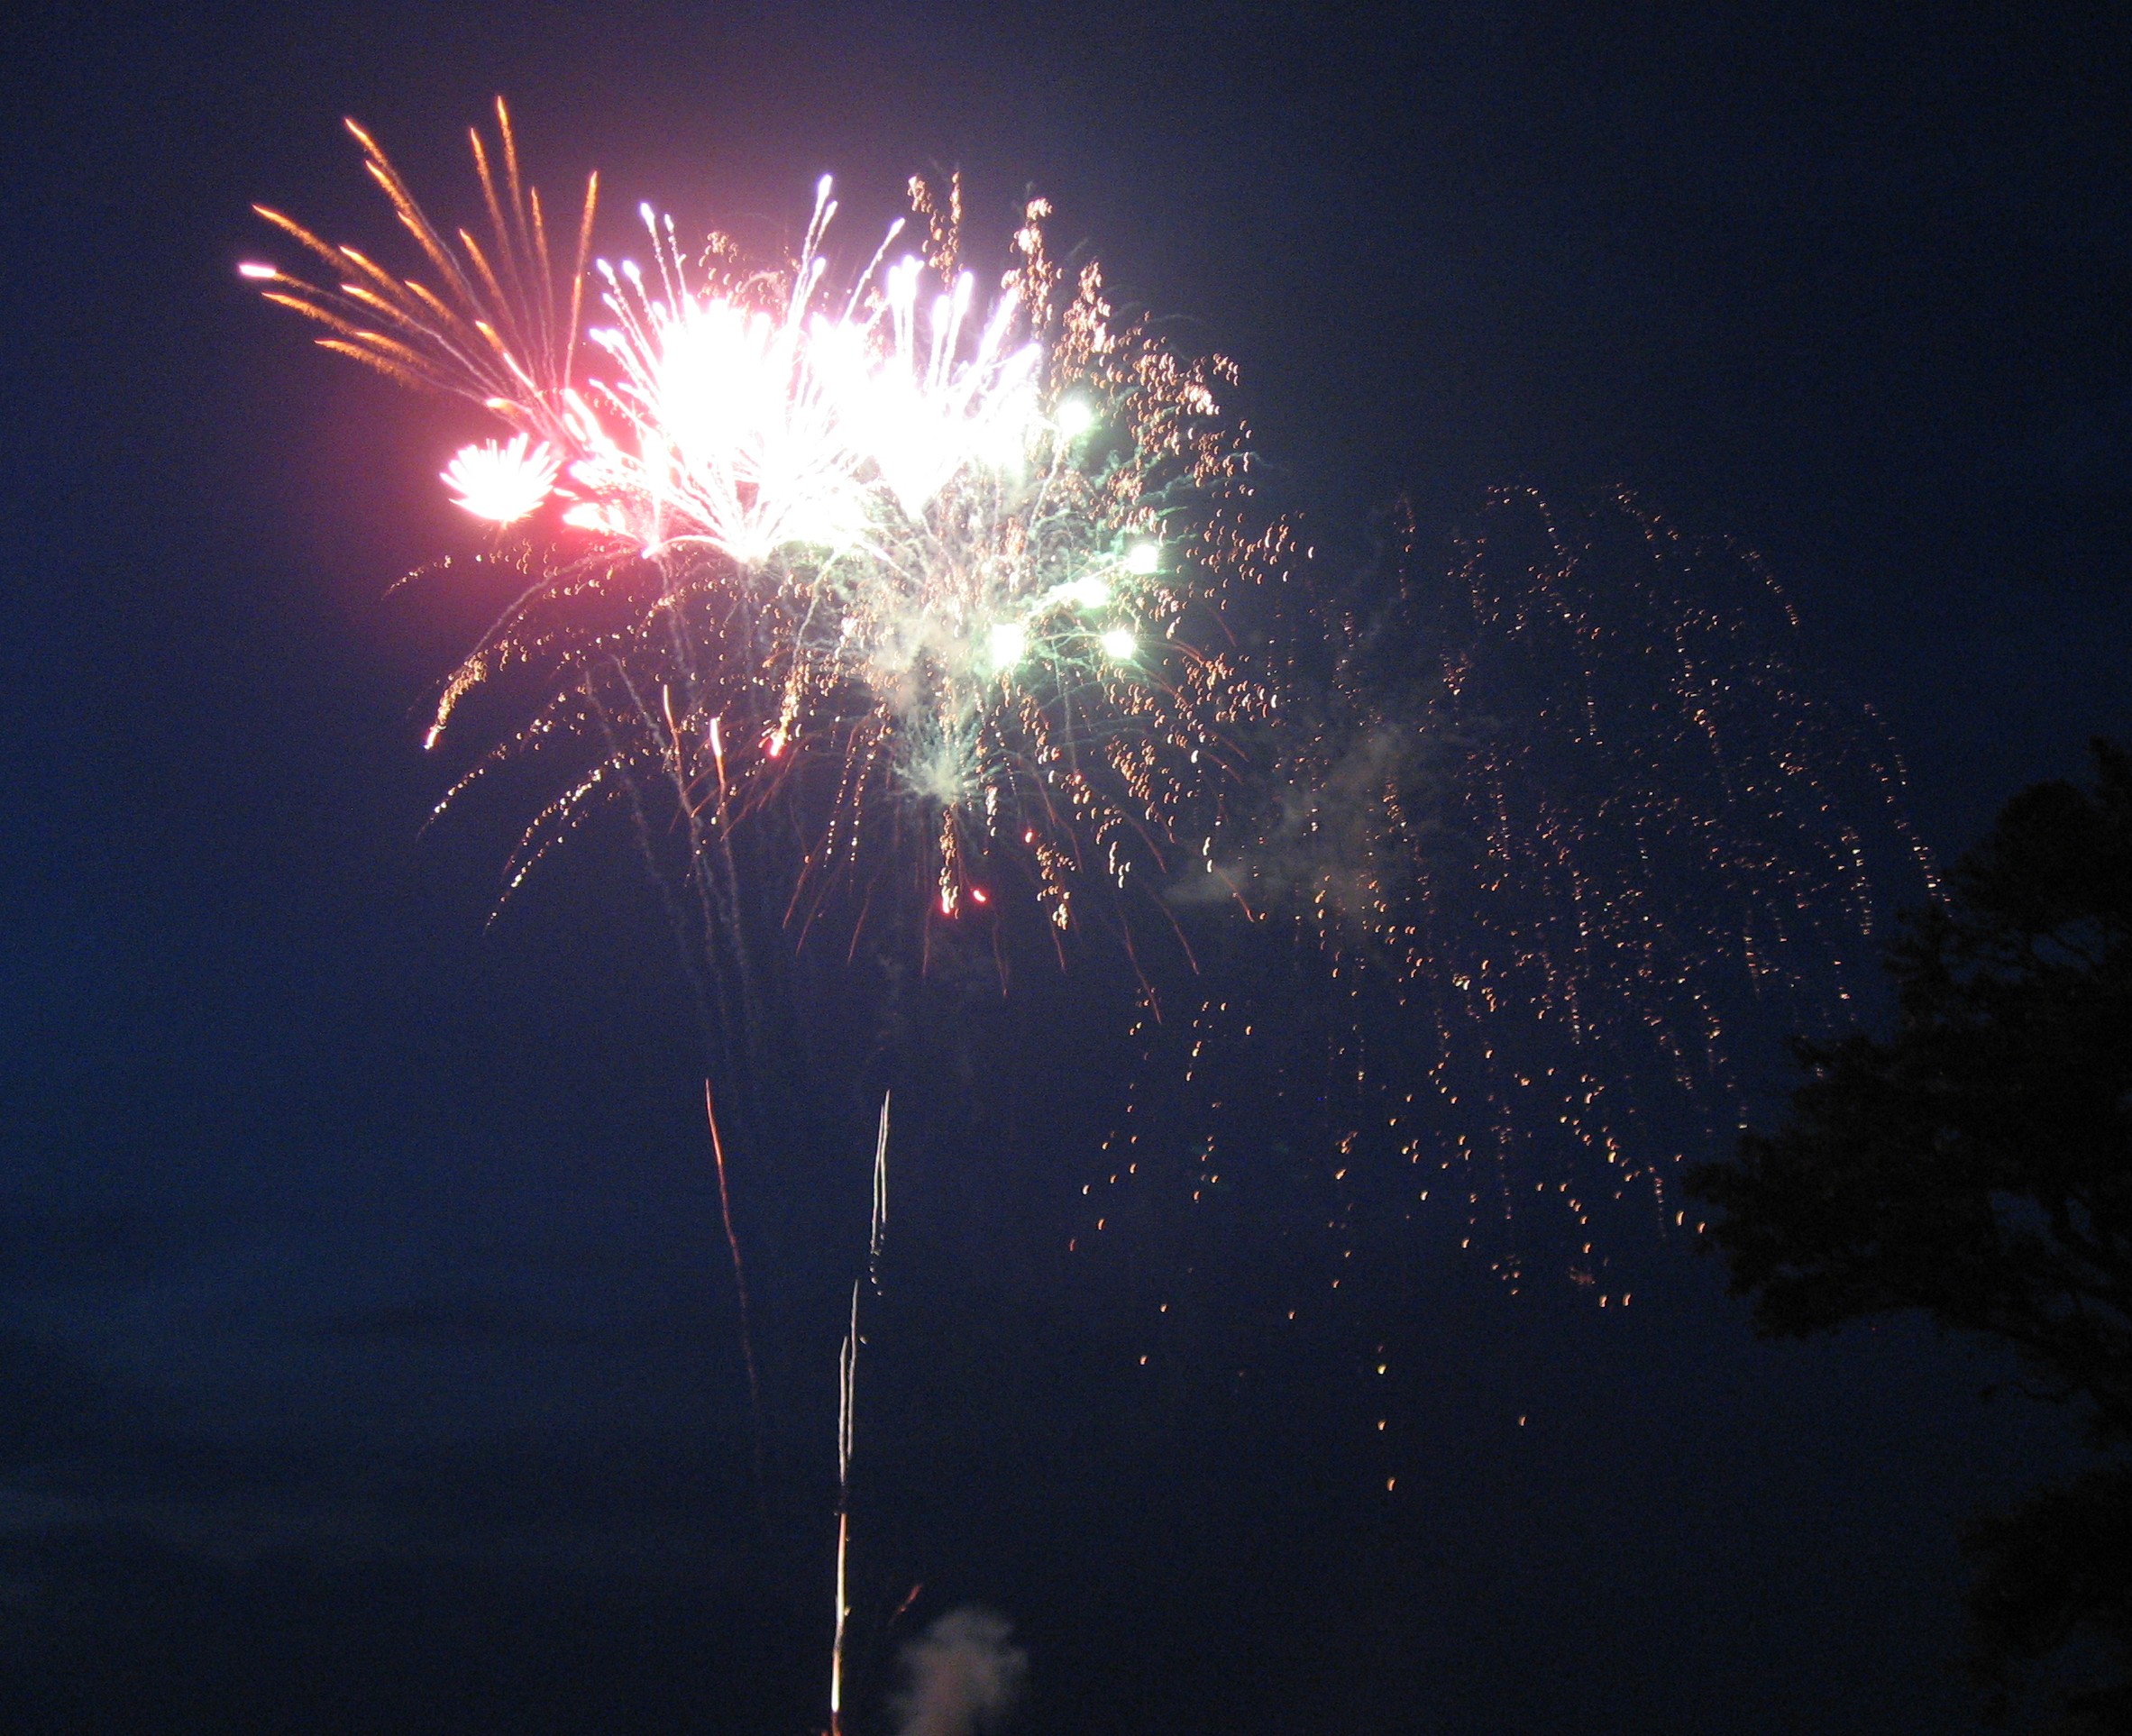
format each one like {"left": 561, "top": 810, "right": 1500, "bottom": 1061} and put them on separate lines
{"left": 970, "top": 887, "right": 989, "bottom": 905}
{"left": 1124, "top": 542, "right": 1160, "bottom": 575}
{"left": 441, "top": 434, "right": 560, "bottom": 524}
{"left": 988, "top": 621, "right": 1028, "bottom": 667}
{"left": 237, "top": 261, "right": 278, "bottom": 279}
{"left": 1101, "top": 626, "right": 1138, "bottom": 661}
{"left": 1056, "top": 397, "right": 1096, "bottom": 439}
{"left": 1066, "top": 575, "right": 1110, "bottom": 609}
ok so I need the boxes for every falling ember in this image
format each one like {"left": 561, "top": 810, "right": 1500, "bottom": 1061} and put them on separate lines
{"left": 1080, "top": 485, "right": 1937, "bottom": 1298}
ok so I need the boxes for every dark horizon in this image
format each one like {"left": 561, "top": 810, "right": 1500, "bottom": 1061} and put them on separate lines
{"left": 4, "top": 4, "right": 2129, "bottom": 1731}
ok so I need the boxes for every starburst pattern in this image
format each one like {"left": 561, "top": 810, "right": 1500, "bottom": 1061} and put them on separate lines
{"left": 249, "top": 110, "right": 1282, "bottom": 995}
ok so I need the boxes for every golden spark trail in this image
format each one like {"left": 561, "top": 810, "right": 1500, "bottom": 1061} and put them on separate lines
{"left": 830, "top": 1092, "right": 891, "bottom": 1736}
{"left": 704, "top": 1080, "right": 767, "bottom": 1534}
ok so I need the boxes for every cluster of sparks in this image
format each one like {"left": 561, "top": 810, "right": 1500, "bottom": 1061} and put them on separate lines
{"left": 248, "top": 103, "right": 1272, "bottom": 971}
{"left": 1078, "top": 488, "right": 1937, "bottom": 1311}
{"left": 251, "top": 108, "right": 1932, "bottom": 1309}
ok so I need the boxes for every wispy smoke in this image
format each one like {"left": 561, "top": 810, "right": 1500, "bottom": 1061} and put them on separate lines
{"left": 892, "top": 1608, "right": 1028, "bottom": 1736}
{"left": 1169, "top": 714, "right": 1449, "bottom": 930}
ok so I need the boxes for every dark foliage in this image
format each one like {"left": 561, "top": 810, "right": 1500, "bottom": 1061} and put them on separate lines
{"left": 1688, "top": 740, "right": 2132, "bottom": 1730}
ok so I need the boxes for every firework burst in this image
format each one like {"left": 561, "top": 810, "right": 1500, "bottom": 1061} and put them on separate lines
{"left": 248, "top": 106, "right": 1279, "bottom": 986}
{"left": 250, "top": 108, "right": 1929, "bottom": 1301}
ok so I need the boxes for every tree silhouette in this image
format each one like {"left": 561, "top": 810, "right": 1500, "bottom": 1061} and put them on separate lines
{"left": 1689, "top": 740, "right": 2132, "bottom": 1732}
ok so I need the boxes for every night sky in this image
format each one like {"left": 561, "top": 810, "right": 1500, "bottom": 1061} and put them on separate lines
{"left": 5, "top": 4, "right": 2131, "bottom": 1732}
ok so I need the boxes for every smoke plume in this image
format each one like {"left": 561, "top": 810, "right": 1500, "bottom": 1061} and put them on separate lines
{"left": 892, "top": 1607, "right": 1028, "bottom": 1736}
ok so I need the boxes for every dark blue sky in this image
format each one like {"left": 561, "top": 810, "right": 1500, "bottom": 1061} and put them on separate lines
{"left": 2, "top": 3, "right": 2128, "bottom": 1731}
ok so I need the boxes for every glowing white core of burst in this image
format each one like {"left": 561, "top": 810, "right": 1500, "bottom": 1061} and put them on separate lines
{"left": 237, "top": 261, "right": 278, "bottom": 280}
{"left": 1064, "top": 575, "right": 1110, "bottom": 609}
{"left": 562, "top": 501, "right": 619, "bottom": 535}
{"left": 861, "top": 258, "right": 1045, "bottom": 517}
{"left": 988, "top": 621, "right": 1029, "bottom": 668}
{"left": 1055, "top": 397, "right": 1096, "bottom": 440}
{"left": 1101, "top": 626, "right": 1137, "bottom": 661}
{"left": 557, "top": 215, "right": 1056, "bottom": 561}
{"left": 572, "top": 292, "right": 873, "bottom": 560}
{"left": 441, "top": 434, "right": 561, "bottom": 524}
{"left": 1124, "top": 542, "right": 1160, "bottom": 575}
